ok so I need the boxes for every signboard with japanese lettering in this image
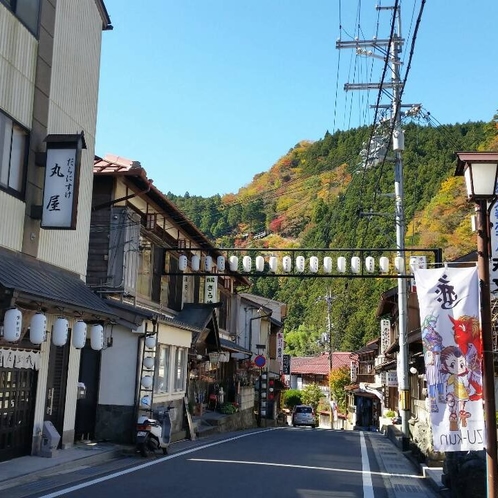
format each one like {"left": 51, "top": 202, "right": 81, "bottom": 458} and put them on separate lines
{"left": 276, "top": 331, "right": 284, "bottom": 369}
{"left": 380, "top": 319, "right": 390, "bottom": 355}
{"left": 204, "top": 275, "right": 218, "bottom": 303}
{"left": 490, "top": 201, "right": 498, "bottom": 296}
{"left": 386, "top": 370, "right": 398, "bottom": 387}
{"left": 41, "top": 133, "right": 85, "bottom": 229}
{"left": 282, "top": 354, "right": 291, "bottom": 375}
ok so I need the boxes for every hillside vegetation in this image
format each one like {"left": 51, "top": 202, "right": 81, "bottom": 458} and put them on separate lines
{"left": 167, "top": 115, "right": 498, "bottom": 354}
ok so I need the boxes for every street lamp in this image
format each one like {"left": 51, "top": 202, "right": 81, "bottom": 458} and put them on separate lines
{"left": 455, "top": 151, "right": 498, "bottom": 498}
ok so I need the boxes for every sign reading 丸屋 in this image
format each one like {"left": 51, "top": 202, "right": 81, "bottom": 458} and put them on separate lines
{"left": 41, "top": 133, "right": 85, "bottom": 229}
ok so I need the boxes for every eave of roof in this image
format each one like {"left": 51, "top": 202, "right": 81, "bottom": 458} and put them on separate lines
{"left": 376, "top": 286, "right": 397, "bottom": 317}
{"left": 95, "top": 1, "right": 113, "bottom": 30}
{"left": 0, "top": 246, "right": 115, "bottom": 319}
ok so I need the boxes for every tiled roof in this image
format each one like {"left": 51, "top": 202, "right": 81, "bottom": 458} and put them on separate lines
{"left": 94, "top": 154, "right": 144, "bottom": 174}
{"left": 0, "top": 246, "right": 115, "bottom": 317}
{"left": 290, "top": 352, "right": 352, "bottom": 375}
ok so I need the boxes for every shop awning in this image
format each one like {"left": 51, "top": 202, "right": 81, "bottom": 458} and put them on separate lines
{"left": 219, "top": 338, "right": 252, "bottom": 355}
{"left": 103, "top": 298, "right": 155, "bottom": 329}
{"left": 173, "top": 303, "right": 221, "bottom": 350}
{"left": 0, "top": 246, "right": 115, "bottom": 318}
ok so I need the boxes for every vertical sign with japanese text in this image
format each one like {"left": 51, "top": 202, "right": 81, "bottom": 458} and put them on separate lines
{"left": 204, "top": 275, "right": 218, "bottom": 303}
{"left": 489, "top": 201, "right": 498, "bottom": 296}
{"left": 380, "top": 319, "right": 390, "bottom": 355}
{"left": 41, "top": 134, "right": 84, "bottom": 229}
{"left": 282, "top": 354, "right": 291, "bottom": 375}
{"left": 276, "top": 331, "right": 284, "bottom": 371}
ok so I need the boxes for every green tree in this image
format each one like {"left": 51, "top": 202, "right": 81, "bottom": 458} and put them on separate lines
{"left": 281, "top": 389, "right": 302, "bottom": 410}
{"left": 301, "top": 383, "right": 325, "bottom": 418}
{"left": 329, "top": 366, "right": 351, "bottom": 413}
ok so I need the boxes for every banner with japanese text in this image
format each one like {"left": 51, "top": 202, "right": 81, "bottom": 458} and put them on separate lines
{"left": 489, "top": 201, "right": 498, "bottom": 295}
{"left": 413, "top": 266, "right": 484, "bottom": 452}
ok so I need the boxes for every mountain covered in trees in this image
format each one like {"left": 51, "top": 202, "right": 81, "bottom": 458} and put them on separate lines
{"left": 167, "top": 115, "right": 498, "bottom": 356}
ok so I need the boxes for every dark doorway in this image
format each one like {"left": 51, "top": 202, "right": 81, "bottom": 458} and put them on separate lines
{"left": 75, "top": 345, "right": 101, "bottom": 441}
{"left": 0, "top": 367, "right": 38, "bottom": 461}
{"left": 356, "top": 396, "right": 373, "bottom": 428}
{"left": 45, "top": 342, "right": 70, "bottom": 439}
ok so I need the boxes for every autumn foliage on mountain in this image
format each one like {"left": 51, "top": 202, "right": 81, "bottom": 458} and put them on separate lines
{"left": 167, "top": 113, "right": 498, "bottom": 354}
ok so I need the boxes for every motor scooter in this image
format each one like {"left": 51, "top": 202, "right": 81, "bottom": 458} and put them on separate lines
{"left": 136, "top": 407, "right": 172, "bottom": 457}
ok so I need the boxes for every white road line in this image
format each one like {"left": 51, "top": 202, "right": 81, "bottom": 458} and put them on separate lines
{"left": 189, "top": 456, "right": 422, "bottom": 480}
{"left": 38, "top": 428, "right": 421, "bottom": 497}
{"left": 360, "top": 431, "right": 374, "bottom": 498}
{"left": 38, "top": 429, "right": 276, "bottom": 498}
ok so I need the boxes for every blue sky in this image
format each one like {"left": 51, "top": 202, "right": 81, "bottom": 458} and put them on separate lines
{"left": 96, "top": 1, "right": 498, "bottom": 197}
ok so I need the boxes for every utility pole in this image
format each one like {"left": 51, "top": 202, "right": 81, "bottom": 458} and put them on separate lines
{"left": 317, "top": 291, "right": 335, "bottom": 372}
{"left": 337, "top": 4, "right": 411, "bottom": 444}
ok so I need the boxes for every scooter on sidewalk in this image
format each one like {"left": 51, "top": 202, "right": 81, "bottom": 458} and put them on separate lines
{"left": 136, "top": 407, "right": 172, "bottom": 457}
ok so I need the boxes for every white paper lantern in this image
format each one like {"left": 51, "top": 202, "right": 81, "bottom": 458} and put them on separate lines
{"left": 395, "top": 256, "right": 405, "bottom": 273}
{"left": 379, "top": 256, "right": 390, "bottom": 273}
{"left": 242, "top": 256, "right": 252, "bottom": 272}
{"left": 90, "top": 324, "right": 104, "bottom": 351}
{"left": 295, "top": 256, "right": 305, "bottom": 272}
{"left": 143, "top": 356, "right": 155, "bottom": 369}
{"left": 141, "top": 375, "right": 153, "bottom": 389}
{"left": 53, "top": 317, "right": 69, "bottom": 346}
{"left": 337, "top": 256, "right": 346, "bottom": 273}
{"left": 365, "top": 256, "right": 375, "bottom": 273}
{"left": 282, "top": 256, "right": 292, "bottom": 272}
{"left": 204, "top": 256, "right": 212, "bottom": 272}
{"left": 351, "top": 256, "right": 361, "bottom": 274}
{"left": 191, "top": 255, "right": 200, "bottom": 271}
{"left": 178, "top": 255, "right": 188, "bottom": 271}
{"left": 30, "top": 312, "right": 46, "bottom": 345}
{"left": 309, "top": 256, "right": 319, "bottom": 273}
{"left": 323, "top": 257, "right": 333, "bottom": 273}
{"left": 269, "top": 256, "right": 278, "bottom": 272}
{"left": 217, "top": 256, "right": 225, "bottom": 272}
{"left": 229, "top": 255, "right": 239, "bottom": 271}
{"left": 255, "top": 256, "right": 265, "bottom": 272}
{"left": 72, "top": 320, "right": 87, "bottom": 349}
{"left": 145, "top": 335, "right": 156, "bottom": 349}
{"left": 4, "top": 308, "right": 22, "bottom": 342}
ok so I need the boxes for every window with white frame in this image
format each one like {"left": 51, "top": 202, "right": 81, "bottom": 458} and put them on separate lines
{"left": 174, "top": 347, "right": 187, "bottom": 392}
{"left": 154, "top": 345, "right": 171, "bottom": 394}
{"left": 0, "top": 111, "right": 27, "bottom": 197}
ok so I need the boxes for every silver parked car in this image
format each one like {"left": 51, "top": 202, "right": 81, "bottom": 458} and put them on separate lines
{"left": 292, "top": 405, "right": 316, "bottom": 428}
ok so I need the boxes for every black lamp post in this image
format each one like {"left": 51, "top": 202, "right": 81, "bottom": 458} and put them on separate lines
{"left": 456, "top": 151, "right": 498, "bottom": 498}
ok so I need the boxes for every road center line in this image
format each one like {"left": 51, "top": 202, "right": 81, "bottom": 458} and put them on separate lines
{"left": 189, "top": 456, "right": 423, "bottom": 481}
{"left": 360, "top": 431, "right": 374, "bottom": 498}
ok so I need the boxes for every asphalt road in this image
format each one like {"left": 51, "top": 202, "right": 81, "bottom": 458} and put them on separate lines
{"left": 32, "top": 427, "right": 391, "bottom": 498}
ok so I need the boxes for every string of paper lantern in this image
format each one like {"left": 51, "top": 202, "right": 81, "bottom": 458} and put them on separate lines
{"left": 175, "top": 254, "right": 414, "bottom": 274}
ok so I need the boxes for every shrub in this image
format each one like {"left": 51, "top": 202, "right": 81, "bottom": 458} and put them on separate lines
{"left": 219, "top": 402, "right": 238, "bottom": 414}
{"left": 282, "top": 389, "right": 302, "bottom": 409}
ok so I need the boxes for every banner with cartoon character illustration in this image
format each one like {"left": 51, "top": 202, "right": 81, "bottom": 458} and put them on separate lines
{"left": 413, "top": 266, "right": 484, "bottom": 452}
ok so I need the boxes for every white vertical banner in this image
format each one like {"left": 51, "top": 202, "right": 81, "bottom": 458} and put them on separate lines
{"left": 409, "top": 255, "right": 427, "bottom": 292}
{"left": 204, "top": 276, "right": 218, "bottom": 303}
{"left": 414, "top": 266, "right": 484, "bottom": 452}
{"left": 276, "top": 331, "right": 284, "bottom": 371}
{"left": 380, "top": 319, "right": 390, "bottom": 355}
{"left": 489, "top": 202, "right": 498, "bottom": 296}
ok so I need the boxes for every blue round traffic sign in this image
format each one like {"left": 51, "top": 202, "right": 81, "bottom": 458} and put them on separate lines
{"left": 254, "top": 355, "right": 266, "bottom": 368}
